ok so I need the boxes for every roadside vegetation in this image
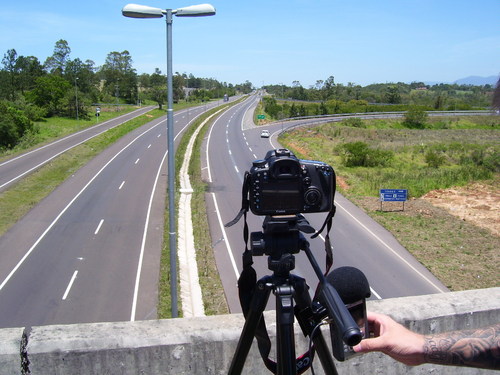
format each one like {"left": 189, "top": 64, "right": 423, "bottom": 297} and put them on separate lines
{"left": 278, "top": 114, "right": 499, "bottom": 291}
{"left": 0, "top": 108, "right": 166, "bottom": 236}
{"left": 261, "top": 78, "right": 495, "bottom": 121}
{"left": 1, "top": 39, "right": 253, "bottom": 153}
{"left": 157, "top": 101, "right": 244, "bottom": 318}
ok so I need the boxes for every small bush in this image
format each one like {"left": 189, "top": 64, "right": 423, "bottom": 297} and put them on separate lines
{"left": 425, "top": 150, "right": 446, "bottom": 168}
{"left": 340, "top": 141, "right": 393, "bottom": 167}
{"left": 403, "top": 106, "right": 428, "bottom": 129}
{"left": 342, "top": 117, "right": 365, "bottom": 128}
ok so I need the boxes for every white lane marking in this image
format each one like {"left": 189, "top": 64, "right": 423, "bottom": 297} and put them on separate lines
{"left": 335, "top": 200, "right": 446, "bottom": 293}
{"left": 62, "top": 270, "right": 78, "bottom": 300}
{"left": 317, "top": 233, "right": 383, "bottom": 299}
{"left": 119, "top": 181, "right": 125, "bottom": 190}
{"left": 130, "top": 146, "right": 168, "bottom": 321}
{"left": 0, "top": 108, "right": 151, "bottom": 190}
{"left": 0, "top": 120, "right": 164, "bottom": 293}
{"left": 94, "top": 219, "right": 104, "bottom": 235}
{"left": 370, "top": 287, "right": 382, "bottom": 300}
{"left": 130, "top": 105, "right": 208, "bottom": 321}
{"left": 211, "top": 193, "right": 239, "bottom": 279}
{"left": 135, "top": 158, "right": 140, "bottom": 164}
{"left": 148, "top": 144, "right": 152, "bottom": 149}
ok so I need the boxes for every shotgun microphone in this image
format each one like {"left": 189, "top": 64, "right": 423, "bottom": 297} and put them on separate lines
{"left": 326, "top": 266, "right": 371, "bottom": 361}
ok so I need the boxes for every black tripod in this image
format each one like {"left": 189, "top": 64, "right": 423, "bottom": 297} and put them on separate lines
{"left": 228, "top": 215, "right": 361, "bottom": 375}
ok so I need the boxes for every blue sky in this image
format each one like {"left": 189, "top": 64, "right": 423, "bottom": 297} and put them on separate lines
{"left": 1, "top": 0, "right": 499, "bottom": 87}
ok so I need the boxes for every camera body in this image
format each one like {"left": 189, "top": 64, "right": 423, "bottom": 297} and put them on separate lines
{"left": 249, "top": 149, "right": 335, "bottom": 216}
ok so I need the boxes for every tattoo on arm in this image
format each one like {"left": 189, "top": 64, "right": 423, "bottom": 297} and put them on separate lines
{"left": 423, "top": 324, "right": 500, "bottom": 370}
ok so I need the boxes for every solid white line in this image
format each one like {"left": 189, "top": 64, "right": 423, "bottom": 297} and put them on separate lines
{"left": 0, "top": 108, "right": 151, "bottom": 190}
{"left": 317, "top": 233, "right": 383, "bottom": 299}
{"left": 130, "top": 106, "right": 208, "bottom": 321}
{"left": 119, "top": 181, "right": 125, "bottom": 190}
{"left": 130, "top": 146, "right": 168, "bottom": 321}
{"left": 94, "top": 219, "right": 104, "bottom": 235}
{"left": 0, "top": 121, "right": 163, "bottom": 293}
{"left": 62, "top": 270, "right": 78, "bottom": 300}
{"left": 370, "top": 287, "right": 382, "bottom": 300}
{"left": 211, "top": 193, "right": 239, "bottom": 279}
{"left": 335, "top": 200, "right": 446, "bottom": 293}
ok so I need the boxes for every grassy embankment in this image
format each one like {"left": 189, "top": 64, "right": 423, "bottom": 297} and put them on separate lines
{"left": 156, "top": 99, "right": 249, "bottom": 318}
{"left": 277, "top": 115, "right": 499, "bottom": 291}
{"left": 0, "top": 107, "right": 165, "bottom": 236}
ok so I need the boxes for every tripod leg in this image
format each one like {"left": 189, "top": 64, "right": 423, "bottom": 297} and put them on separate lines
{"left": 292, "top": 275, "right": 338, "bottom": 375}
{"left": 228, "top": 277, "right": 272, "bottom": 375}
{"left": 276, "top": 285, "right": 296, "bottom": 375}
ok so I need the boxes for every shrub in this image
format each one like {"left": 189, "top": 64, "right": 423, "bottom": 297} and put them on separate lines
{"left": 425, "top": 149, "right": 446, "bottom": 168}
{"left": 403, "top": 106, "right": 428, "bottom": 129}
{"left": 340, "top": 141, "right": 393, "bottom": 167}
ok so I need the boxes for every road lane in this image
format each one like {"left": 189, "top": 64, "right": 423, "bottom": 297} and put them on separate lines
{"left": 0, "top": 106, "right": 155, "bottom": 193}
{"left": 0, "top": 101, "right": 215, "bottom": 328}
{"left": 204, "top": 94, "right": 448, "bottom": 314}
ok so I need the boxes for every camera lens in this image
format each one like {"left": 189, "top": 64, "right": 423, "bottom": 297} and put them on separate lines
{"left": 304, "top": 187, "right": 322, "bottom": 206}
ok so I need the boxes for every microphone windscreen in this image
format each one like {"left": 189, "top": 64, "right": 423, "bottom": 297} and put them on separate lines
{"left": 327, "top": 266, "right": 371, "bottom": 304}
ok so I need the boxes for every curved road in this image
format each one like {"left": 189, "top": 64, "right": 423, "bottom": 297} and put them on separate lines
{"left": 203, "top": 94, "right": 448, "bottom": 313}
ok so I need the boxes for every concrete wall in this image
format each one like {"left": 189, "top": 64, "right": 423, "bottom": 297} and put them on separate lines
{"left": 1, "top": 288, "right": 498, "bottom": 374}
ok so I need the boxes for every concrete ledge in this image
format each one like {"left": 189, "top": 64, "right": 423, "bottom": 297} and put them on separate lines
{"left": 1, "top": 288, "right": 498, "bottom": 374}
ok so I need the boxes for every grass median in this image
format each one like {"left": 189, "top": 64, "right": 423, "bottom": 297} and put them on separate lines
{"left": 157, "top": 99, "right": 248, "bottom": 318}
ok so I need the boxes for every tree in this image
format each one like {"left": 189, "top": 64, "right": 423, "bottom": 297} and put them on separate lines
{"left": 15, "top": 55, "right": 44, "bottom": 95}
{"left": 0, "top": 100, "right": 34, "bottom": 148}
{"left": 1, "top": 49, "right": 18, "bottom": 100}
{"left": 100, "top": 50, "right": 137, "bottom": 103}
{"left": 403, "top": 106, "right": 428, "bottom": 129}
{"left": 27, "top": 75, "right": 71, "bottom": 116}
{"left": 384, "top": 85, "right": 401, "bottom": 104}
{"left": 173, "top": 73, "right": 185, "bottom": 103}
{"left": 44, "top": 39, "right": 71, "bottom": 75}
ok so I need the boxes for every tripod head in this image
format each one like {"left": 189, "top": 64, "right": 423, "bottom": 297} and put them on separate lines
{"left": 250, "top": 214, "right": 315, "bottom": 275}
{"left": 251, "top": 214, "right": 363, "bottom": 347}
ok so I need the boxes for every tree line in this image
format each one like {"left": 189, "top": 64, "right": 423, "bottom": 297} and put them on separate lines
{"left": 262, "top": 76, "right": 498, "bottom": 120}
{"left": 0, "top": 39, "right": 253, "bottom": 149}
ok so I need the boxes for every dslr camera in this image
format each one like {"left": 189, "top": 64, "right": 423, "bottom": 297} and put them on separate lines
{"left": 248, "top": 148, "right": 335, "bottom": 216}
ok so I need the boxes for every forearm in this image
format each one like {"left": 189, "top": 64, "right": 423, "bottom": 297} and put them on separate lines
{"left": 422, "top": 324, "right": 500, "bottom": 370}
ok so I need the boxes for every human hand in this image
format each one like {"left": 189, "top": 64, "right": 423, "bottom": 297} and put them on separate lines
{"left": 352, "top": 311, "right": 425, "bottom": 366}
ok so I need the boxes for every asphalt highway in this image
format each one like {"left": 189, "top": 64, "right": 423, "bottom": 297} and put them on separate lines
{"left": 0, "top": 106, "right": 155, "bottom": 193}
{"left": 0, "top": 101, "right": 224, "bottom": 328}
{"left": 203, "top": 94, "right": 449, "bottom": 313}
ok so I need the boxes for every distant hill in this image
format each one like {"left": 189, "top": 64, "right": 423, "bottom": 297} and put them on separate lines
{"left": 424, "top": 75, "right": 498, "bottom": 86}
{"left": 454, "top": 75, "right": 498, "bottom": 86}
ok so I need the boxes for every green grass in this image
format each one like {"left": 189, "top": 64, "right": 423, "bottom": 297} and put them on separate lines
{"left": 279, "top": 116, "right": 500, "bottom": 291}
{"left": 0, "top": 106, "right": 139, "bottom": 161}
{"left": 157, "top": 100, "right": 247, "bottom": 318}
{"left": 279, "top": 117, "right": 499, "bottom": 198}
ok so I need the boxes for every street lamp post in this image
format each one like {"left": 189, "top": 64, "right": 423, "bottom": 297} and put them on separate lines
{"left": 122, "top": 3, "right": 215, "bottom": 318}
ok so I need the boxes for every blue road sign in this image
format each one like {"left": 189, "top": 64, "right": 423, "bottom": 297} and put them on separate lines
{"left": 380, "top": 189, "right": 407, "bottom": 202}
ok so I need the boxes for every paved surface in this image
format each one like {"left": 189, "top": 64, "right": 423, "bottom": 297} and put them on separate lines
{"left": 202, "top": 94, "right": 448, "bottom": 313}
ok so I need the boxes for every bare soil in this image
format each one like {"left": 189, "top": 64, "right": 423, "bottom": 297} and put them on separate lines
{"left": 421, "top": 182, "right": 499, "bottom": 237}
{"left": 347, "top": 178, "right": 499, "bottom": 291}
